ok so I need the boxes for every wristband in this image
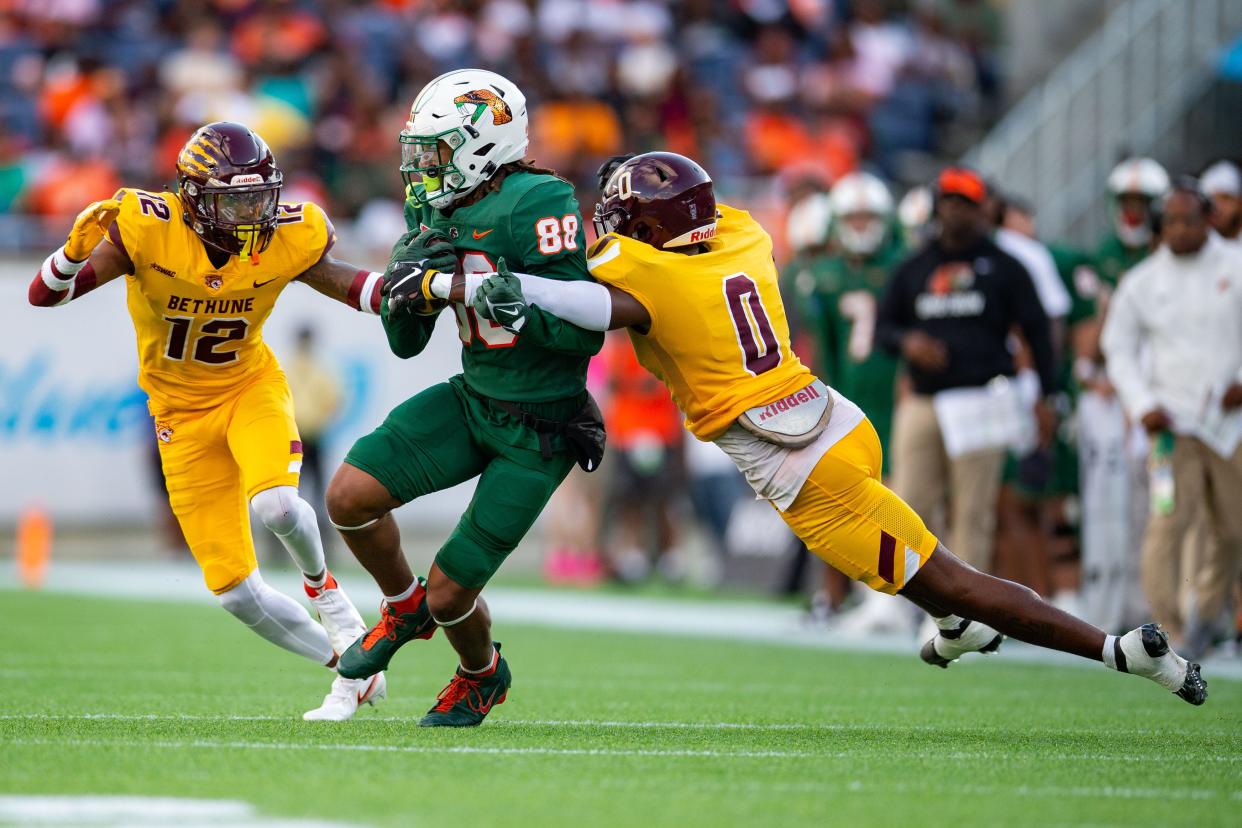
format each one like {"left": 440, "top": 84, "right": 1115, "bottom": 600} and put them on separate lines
{"left": 53, "top": 246, "right": 89, "bottom": 275}
{"left": 429, "top": 271, "right": 452, "bottom": 300}
{"left": 41, "top": 248, "right": 82, "bottom": 292}
{"left": 348, "top": 270, "right": 383, "bottom": 314}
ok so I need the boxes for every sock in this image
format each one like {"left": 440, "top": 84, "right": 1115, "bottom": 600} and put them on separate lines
{"left": 251, "top": 487, "right": 327, "bottom": 579}
{"left": 934, "top": 615, "right": 968, "bottom": 635}
{"left": 218, "top": 571, "right": 334, "bottom": 665}
{"left": 305, "top": 570, "right": 328, "bottom": 589}
{"left": 461, "top": 646, "right": 498, "bottom": 676}
{"left": 1102, "top": 634, "right": 1123, "bottom": 671}
{"left": 386, "top": 578, "right": 425, "bottom": 615}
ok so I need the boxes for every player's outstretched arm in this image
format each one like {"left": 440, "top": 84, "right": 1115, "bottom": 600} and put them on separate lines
{"left": 295, "top": 252, "right": 384, "bottom": 315}
{"left": 28, "top": 198, "right": 131, "bottom": 307}
{"left": 462, "top": 269, "right": 651, "bottom": 332}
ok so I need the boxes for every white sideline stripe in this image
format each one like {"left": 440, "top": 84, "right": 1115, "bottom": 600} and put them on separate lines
{"left": 8, "top": 735, "right": 1240, "bottom": 767}
{"left": 0, "top": 795, "right": 362, "bottom": 827}
{"left": 7, "top": 561, "right": 1242, "bottom": 681}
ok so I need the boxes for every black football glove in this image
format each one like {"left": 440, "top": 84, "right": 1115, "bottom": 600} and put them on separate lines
{"left": 596, "top": 153, "right": 636, "bottom": 192}
{"left": 383, "top": 259, "right": 446, "bottom": 317}
{"left": 472, "top": 257, "right": 528, "bottom": 334}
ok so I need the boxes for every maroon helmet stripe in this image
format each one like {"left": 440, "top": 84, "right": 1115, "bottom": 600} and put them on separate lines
{"left": 878, "top": 531, "right": 896, "bottom": 584}
{"left": 290, "top": 440, "right": 303, "bottom": 455}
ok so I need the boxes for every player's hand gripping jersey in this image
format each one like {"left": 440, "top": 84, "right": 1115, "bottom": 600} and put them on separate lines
{"left": 107, "top": 189, "right": 334, "bottom": 410}
{"left": 389, "top": 170, "right": 601, "bottom": 403}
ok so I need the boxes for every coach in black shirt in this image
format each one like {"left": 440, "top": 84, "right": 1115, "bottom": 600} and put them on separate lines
{"left": 877, "top": 168, "right": 1056, "bottom": 573}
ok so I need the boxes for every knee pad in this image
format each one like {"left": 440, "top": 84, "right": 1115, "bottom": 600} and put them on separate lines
{"left": 250, "top": 485, "right": 303, "bottom": 536}
{"left": 217, "top": 571, "right": 267, "bottom": 625}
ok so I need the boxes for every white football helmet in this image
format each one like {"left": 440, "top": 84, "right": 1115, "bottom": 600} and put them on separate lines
{"left": 401, "top": 68, "right": 529, "bottom": 208}
{"left": 829, "top": 172, "right": 893, "bottom": 256}
{"left": 898, "top": 185, "right": 934, "bottom": 248}
{"left": 785, "top": 191, "right": 832, "bottom": 255}
{"left": 1106, "top": 157, "right": 1170, "bottom": 247}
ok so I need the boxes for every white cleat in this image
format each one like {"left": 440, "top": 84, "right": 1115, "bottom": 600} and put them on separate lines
{"left": 1113, "top": 624, "right": 1207, "bottom": 705}
{"left": 920, "top": 618, "right": 1004, "bottom": 668}
{"left": 303, "top": 672, "right": 386, "bottom": 721}
{"left": 305, "top": 571, "right": 368, "bottom": 655}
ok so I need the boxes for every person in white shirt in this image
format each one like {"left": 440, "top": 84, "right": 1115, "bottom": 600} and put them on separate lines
{"left": 1102, "top": 182, "right": 1242, "bottom": 657}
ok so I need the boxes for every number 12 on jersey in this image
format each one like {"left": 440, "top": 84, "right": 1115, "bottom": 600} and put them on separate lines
{"left": 723, "top": 273, "right": 781, "bottom": 376}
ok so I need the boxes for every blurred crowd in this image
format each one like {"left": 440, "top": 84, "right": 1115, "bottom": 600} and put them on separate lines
{"left": 0, "top": 0, "right": 1002, "bottom": 250}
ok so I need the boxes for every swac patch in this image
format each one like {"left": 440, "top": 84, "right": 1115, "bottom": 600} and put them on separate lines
{"left": 453, "top": 89, "right": 513, "bottom": 126}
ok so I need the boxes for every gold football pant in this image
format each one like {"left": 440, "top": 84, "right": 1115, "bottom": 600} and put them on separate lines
{"left": 150, "top": 372, "right": 303, "bottom": 593}
{"left": 779, "top": 418, "right": 939, "bottom": 595}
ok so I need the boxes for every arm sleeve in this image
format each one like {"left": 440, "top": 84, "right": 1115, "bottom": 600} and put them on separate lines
{"left": 464, "top": 271, "right": 613, "bottom": 331}
{"left": 516, "top": 305, "right": 604, "bottom": 355}
{"left": 876, "top": 260, "right": 912, "bottom": 356}
{"left": 1009, "top": 259, "right": 1059, "bottom": 395}
{"left": 1100, "top": 277, "right": 1158, "bottom": 419}
{"left": 380, "top": 299, "right": 440, "bottom": 359}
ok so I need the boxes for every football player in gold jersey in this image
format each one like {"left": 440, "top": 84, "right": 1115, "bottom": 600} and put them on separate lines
{"left": 28, "top": 122, "right": 392, "bottom": 719}
{"left": 424, "top": 151, "right": 1205, "bottom": 705}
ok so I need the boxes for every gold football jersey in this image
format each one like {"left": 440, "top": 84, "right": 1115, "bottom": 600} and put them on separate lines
{"left": 587, "top": 203, "right": 814, "bottom": 440}
{"left": 107, "top": 188, "right": 332, "bottom": 410}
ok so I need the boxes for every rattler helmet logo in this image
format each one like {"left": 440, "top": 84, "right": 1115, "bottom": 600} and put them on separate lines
{"left": 454, "top": 89, "right": 513, "bottom": 126}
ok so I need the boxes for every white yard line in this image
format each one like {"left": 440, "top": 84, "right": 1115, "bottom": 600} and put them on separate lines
{"left": 5, "top": 560, "right": 1242, "bottom": 679}
{"left": 3, "top": 713, "right": 1234, "bottom": 741}
{"left": 6, "top": 734, "right": 1240, "bottom": 767}
{"left": 0, "top": 795, "right": 361, "bottom": 827}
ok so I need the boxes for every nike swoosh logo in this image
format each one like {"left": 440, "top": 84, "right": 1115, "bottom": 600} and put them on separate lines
{"left": 475, "top": 688, "right": 501, "bottom": 715}
{"left": 357, "top": 675, "right": 379, "bottom": 705}
{"left": 253, "top": 277, "right": 279, "bottom": 288}
{"left": 472, "top": 229, "right": 494, "bottom": 240}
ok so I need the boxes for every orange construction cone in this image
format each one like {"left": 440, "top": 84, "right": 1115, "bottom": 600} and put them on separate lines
{"left": 16, "top": 504, "right": 51, "bottom": 589}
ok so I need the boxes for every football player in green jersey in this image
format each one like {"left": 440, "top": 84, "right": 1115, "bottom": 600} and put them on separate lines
{"left": 789, "top": 172, "right": 903, "bottom": 471}
{"left": 1074, "top": 158, "right": 1170, "bottom": 632}
{"left": 325, "top": 69, "right": 605, "bottom": 727}
{"left": 1093, "top": 157, "right": 1170, "bottom": 291}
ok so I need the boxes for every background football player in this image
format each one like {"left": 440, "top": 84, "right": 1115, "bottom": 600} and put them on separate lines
{"left": 28, "top": 121, "right": 390, "bottom": 720}
{"left": 442, "top": 151, "right": 1206, "bottom": 706}
{"left": 325, "top": 69, "right": 604, "bottom": 727}
{"left": 786, "top": 172, "right": 904, "bottom": 624}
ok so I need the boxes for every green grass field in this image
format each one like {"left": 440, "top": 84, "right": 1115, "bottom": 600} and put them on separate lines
{"left": 2, "top": 590, "right": 1239, "bottom": 827}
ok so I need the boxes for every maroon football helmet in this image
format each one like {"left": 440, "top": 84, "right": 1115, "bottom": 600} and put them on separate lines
{"left": 593, "top": 151, "right": 718, "bottom": 249}
{"left": 176, "top": 122, "right": 283, "bottom": 257}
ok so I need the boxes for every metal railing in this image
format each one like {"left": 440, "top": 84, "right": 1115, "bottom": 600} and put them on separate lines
{"left": 966, "top": 0, "right": 1242, "bottom": 245}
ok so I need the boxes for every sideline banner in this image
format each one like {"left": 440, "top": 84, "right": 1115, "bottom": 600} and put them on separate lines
{"left": 0, "top": 262, "right": 471, "bottom": 526}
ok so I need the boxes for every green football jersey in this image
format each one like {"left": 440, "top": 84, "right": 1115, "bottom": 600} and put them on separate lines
{"left": 786, "top": 243, "right": 904, "bottom": 461}
{"left": 391, "top": 170, "right": 602, "bottom": 403}
{"left": 1092, "top": 234, "right": 1148, "bottom": 291}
